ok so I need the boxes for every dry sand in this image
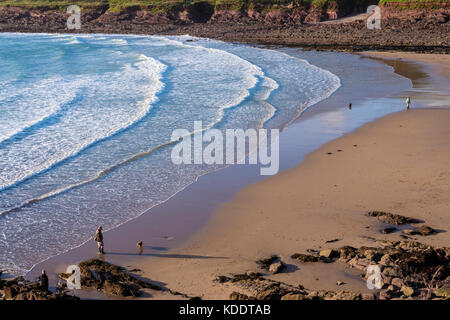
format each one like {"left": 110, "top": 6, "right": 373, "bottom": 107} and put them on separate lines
{"left": 361, "top": 52, "right": 450, "bottom": 81}
{"left": 24, "top": 52, "right": 449, "bottom": 300}
{"left": 132, "top": 53, "right": 450, "bottom": 299}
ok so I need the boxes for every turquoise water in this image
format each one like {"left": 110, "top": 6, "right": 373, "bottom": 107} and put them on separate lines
{"left": 0, "top": 34, "right": 341, "bottom": 275}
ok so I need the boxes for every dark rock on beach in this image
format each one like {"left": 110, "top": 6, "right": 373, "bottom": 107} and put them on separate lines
{"left": 59, "top": 259, "right": 163, "bottom": 297}
{"left": 223, "top": 240, "right": 449, "bottom": 300}
{"left": 367, "top": 211, "right": 421, "bottom": 225}
{"left": 256, "top": 255, "right": 279, "bottom": 269}
{"left": 381, "top": 227, "right": 397, "bottom": 234}
{"left": 367, "top": 211, "right": 441, "bottom": 237}
{"left": 320, "top": 249, "right": 339, "bottom": 259}
{"left": 0, "top": 276, "right": 79, "bottom": 300}
{"left": 230, "top": 291, "right": 256, "bottom": 300}
{"left": 290, "top": 253, "right": 321, "bottom": 263}
{"left": 416, "top": 225, "right": 437, "bottom": 236}
{"left": 269, "top": 261, "right": 285, "bottom": 275}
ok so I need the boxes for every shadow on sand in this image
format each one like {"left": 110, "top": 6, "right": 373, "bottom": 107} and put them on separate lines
{"left": 104, "top": 251, "right": 229, "bottom": 260}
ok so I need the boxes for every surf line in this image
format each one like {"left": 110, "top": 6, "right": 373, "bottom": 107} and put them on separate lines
{"left": 171, "top": 121, "right": 280, "bottom": 176}
{"left": 0, "top": 139, "right": 178, "bottom": 218}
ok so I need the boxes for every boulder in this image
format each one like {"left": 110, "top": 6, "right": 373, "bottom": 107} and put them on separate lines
{"left": 382, "top": 267, "right": 402, "bottom": 278}
{"left": 379, "top": 253, "right": 394, "bottom": 266}
{"left": 3, "top": 285, "right": 18, "bottom": 299}
{"left": 291, "top": 253, "right": 320, "bottom": 263}
{"left": 246, "top": 271, "right": 260, "bottom": 277}
{"left": 229, "top": 292, "right": 255, "bottom": 300}
{"left": 13, "top": 292, "right": 29, "bottom": 300}
{"left": 362, "top": 293, "right": 376, "bottom": 300}
{"left": 433, "top": 288, "right": 450, "bottom": 299}
{"left": 255, "top": 284, "right": 289, "bottom": 300}
{"left": 269, "top": 261, "right": 284, "bottom": 275}
{"left": 338, "top": 246, "right": 358, "bottom": 260}
{"left": 381, "top": 227, "right": 397, "bottom": 234}
{"left": 403, "top": 229, "right": 418, "bottom": 236}
{"left": 103, "top": 280, "right": 132, "bottom": 297}
{"left": 214, "top": 275, "right": 230, "bottom": 283}
{"left": 417, "top": 225, "right": 437, "bottom": 236}
{"left": 62, "top": 259, "right": 164, "bottom": 297}
{"left": 401, "top": 286, "right": 414, "bottom": 297}
{"left": 256, "top": 255, "right": 278, "bottom": 269}
{"left": 326, "top": 291, "right": 361, "bottom": 300}
{"left": 319, "top": 249, "right": 338, "bottom": 258}
{"left": 367, "top": 211, "right": 420, "bottom": 225}
{"left": 379, "top": 289, "right": 392, "bottom": 300}
{"left": 391, "top": 278, "right": 404, "bottom": 288}
{"left": 281, "top": 293, "right": 307, "bottom": 300}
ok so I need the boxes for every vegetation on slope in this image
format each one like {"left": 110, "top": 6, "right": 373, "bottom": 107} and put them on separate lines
{"left": 0, "top": 0, "right": 447, "bottom": 12}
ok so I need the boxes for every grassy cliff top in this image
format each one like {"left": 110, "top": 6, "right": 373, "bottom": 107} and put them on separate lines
{"left": 0, "top": 0, "right": 448, "bottom": 12}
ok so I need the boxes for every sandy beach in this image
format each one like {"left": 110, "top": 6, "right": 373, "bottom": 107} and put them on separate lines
{"left": 141, "top": 107, "right": 450, "bottom": 298}
{"left": 361, "top": 52, "right": 450, "bottom": 81}
{"left": 1, "top": 0, "right": 449, "bottom": 305}
{"left": 128, "top": 52, "right": 450, "bottom": 299}
{"left": 20, "top": 51, "right": 450, "bottom": 300}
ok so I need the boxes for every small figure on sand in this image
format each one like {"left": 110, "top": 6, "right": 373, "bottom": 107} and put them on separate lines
{"left": 348, "top": 103, "right": 352, "bottom": 110}
{"left": 137, "top": 241, "right": 143, "bottom": 255}
{"left": 39, "top": 269, "right": 49, "bottom": 292}
{"left": 406, "top": 96, "right": 411, "bottom": 110}
{"left": 94, "top": 226, "right": 105, "bottom": 254}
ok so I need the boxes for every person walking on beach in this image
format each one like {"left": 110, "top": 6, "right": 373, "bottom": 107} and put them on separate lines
{"left": 137, "top": 241, "right": 143, "bottom": 255}
{"left": 39, "top": 269, "right": 49, "bottom": 291}
{"left": 406, "top": 96, "right": 411, "bottom": 110}
{"left": 94, "top": 226, "right": 105, "bottom": 254}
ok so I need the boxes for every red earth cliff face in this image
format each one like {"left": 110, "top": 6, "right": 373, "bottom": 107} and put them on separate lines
{"left": 0, "top": 2, "right": 448, "bottom": 25}
{"left": 381, "top": 3, "right": 449, "bottom": 25}
{"left": 0, "top": 4, "right": 448, "bottom": 52}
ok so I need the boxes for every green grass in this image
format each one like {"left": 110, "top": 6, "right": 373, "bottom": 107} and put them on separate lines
{"left": 379, "top": 0, "right": 449, "bottom": 3}
{"left": 379, "top": 0, "right": 450, "bottom": 10}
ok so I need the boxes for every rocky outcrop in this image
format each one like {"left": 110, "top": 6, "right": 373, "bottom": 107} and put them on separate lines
{"left": 367, "top": 211, "right": 421, "bottom": 225}
{"left": 58, "top": 259, "right": 163, "bottom": 297}
{"left": 0, "top": 276, "right": 79, "bottom": 300}
{"left": 256, "top": 255, "right": 279, "bottom": 269}
{"left": 218, "top": 240, "right": 449, "bottom": 300}
{"left": 367, "top": 211, "right": 441, "bottom": 236}
{"left": 224, "top": 273, "right": 367, "bottom": 301}
{"left": 268, "top": 261, "right": 285, "bottom": 275}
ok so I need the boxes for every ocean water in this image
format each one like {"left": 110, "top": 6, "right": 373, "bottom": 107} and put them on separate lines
{"left": 0, "top": 33, "right": 340, "bottom": 276}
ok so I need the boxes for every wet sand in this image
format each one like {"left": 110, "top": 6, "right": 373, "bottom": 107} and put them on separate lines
{"left": 133, "top": 53, "right": 450, "bottom": 299}
{"left": 141, "top": 107, "right": 450, "bottom": 299}
{"left": 26, "top": 52, "right": 450, "bottom": 299}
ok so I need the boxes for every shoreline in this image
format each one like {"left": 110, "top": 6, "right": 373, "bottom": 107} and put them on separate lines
{"left": 132, "top": 52, "right": 449, "bottom": 299}
{"left": 1, "top": 4, "right": 449, "bottom": 53}
{"left": 23, "top": 49, "right": 449, "bottom": 300}
{"left": 142, "top": 108, "right": 450, "bottom": 300}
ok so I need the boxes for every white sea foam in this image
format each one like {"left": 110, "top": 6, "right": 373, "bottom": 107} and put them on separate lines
{"left": 0, "top": 34, "right": 342, "bottom": 276}
{"left": 0, "top": 77, "right": 78, "bottom": 144}
{"left": 0, "top": 54, "right": 166, "bottom": 191}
